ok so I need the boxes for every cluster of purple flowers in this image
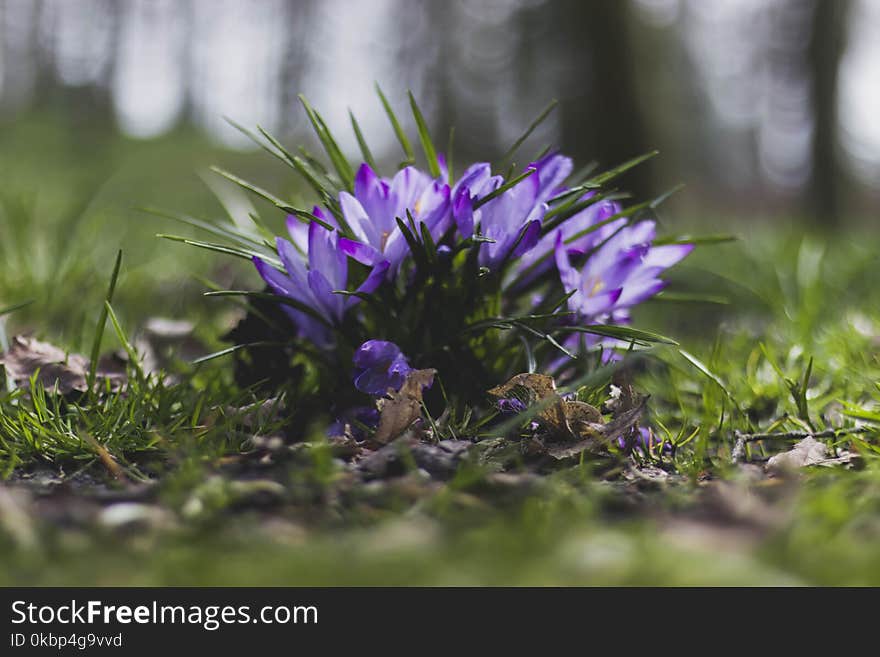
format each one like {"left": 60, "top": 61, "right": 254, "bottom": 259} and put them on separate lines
{"left": 253, "top": 153, "right": 691, "bottom": 395}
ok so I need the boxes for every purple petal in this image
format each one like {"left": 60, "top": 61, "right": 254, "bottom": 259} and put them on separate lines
{"left": 451, "top": 162, "right": 492, "bottom": 199}
{"left": 338, "top": 237, "right": 382, "bottom": 266}
{"left": 511, "top": 219, "right": 542, "bottom": 258}
{"left": 353, "top": 340, "right": 404, "bottom": 368}
{"left": 554, "top": 232, "right": 580, "bottom": 295}
{"left": 253, "top": 256, "right": 295, "bottom": 298}
{"left": 617, "top": 278, "right": 667, "bottom": 308}
{"left": 275, "top": 237, "right": 309, "bottom": 290}
{"left": 308, "top": 221, "right": 347, "bottom": 291}
{"left": 307, "top": 269, "right": 343, "bottom": 322}
{"left": 452, "top": 187, "right": 474, "bottom": 238}
{"left": 285, "top": 215, "right": 309, "bottom": 254}
{"left": 643, "top": 244, "right": 694, "bottom": 269}
{"left": 339, "top": 191, "right": 376, "bottom": 246}
{"left": 580, "top": 287, "right": 624, "bottom": 317}
{"left": 353, "top": 258, "right": 390, "bottom": 299}
{"left": 530, "top": 153, "right": 573, "bottom": 204}
{"left": 354, "top": 367, "right": 397, "bottom": 396}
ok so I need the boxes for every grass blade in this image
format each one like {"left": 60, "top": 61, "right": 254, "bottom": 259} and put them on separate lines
{"left": 376, "top": 83, "right": 415, "bottom": 165}
{"left": 104, "top": 301, "right": 145, "bottom": 382}
{"left": 157, "top": 234, "right": 280, "bottom": 266}
{"left": 298, "top": 95, "right": 355, "bottom": 191}
{"left": 191, "top": 342, "right": 281, "bottom": 365}
{"left": 209, "top": 167, "right": 299, "bottom": 216}
{"left": 0, "top": 300, "right": 34, "bottom": 317}
{"left": 497, "top": 99, "right": 558, "bottom": 166}
{"left": 203, "top": 290, "right": 332, "bottom": 328}
{"left": 87, "top": 250, "right": 123, "bottom": 391}
{"left": 473, "top": 168, "right": 536, "bottom": 210}
{"left": 678, "top": 348, "right": 733, "bottom": 400}
{"left": 546, "top": 150, "right": 659, "bottom": 204}
{"left": 408, "top": 91, "right": 441, "bottom": 178}
{"left": 563, "top": 324, "right": 679, "bottom": 346}
{"left": 653, "top": 234, "right": 739, "bottom": 246}
{"left": 349, "top": 109, "right": 377, "bottom": 170}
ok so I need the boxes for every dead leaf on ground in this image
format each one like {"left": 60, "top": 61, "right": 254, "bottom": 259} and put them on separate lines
{"left": 0, "top": 335, "right": 125, "bottom": 395}
{"left": 487, "top": 373, "right": 602, "bottom": 440}
{"left": 548, "top": 395, "right": 648, "bottom": 459}
{"left": 765, "top": 437, "right": 858, "bottom": 474}
{"left": 374, "top": 369, "right": 436, "bottom": 444}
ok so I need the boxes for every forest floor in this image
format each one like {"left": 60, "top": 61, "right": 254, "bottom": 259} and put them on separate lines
{"left": 2, "top": 120, "right": 880, "bottom": 585}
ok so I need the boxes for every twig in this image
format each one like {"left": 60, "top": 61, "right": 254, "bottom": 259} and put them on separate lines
{"left": 731, "top": 426, "right": 874, "bottom": 464}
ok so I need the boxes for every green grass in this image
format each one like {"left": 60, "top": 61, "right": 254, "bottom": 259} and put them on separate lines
{"left": 2, "top": 119, "right": 880, "bottom": 585}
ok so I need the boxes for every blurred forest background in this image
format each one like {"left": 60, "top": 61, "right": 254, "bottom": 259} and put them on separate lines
{"left": 1, "top": 0, "right": 879, "bottom": 228}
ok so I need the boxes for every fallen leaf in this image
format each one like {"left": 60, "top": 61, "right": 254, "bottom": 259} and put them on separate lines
{"left": 766, "top": 437, "right": 857, "bottom": 473}
{"left": 765, "top": 437, "right": 828, "bottom": 472}
{"left": 548, "top": 396, "right": 647, "bottom": 459}
{"left": 488, "top": 373, "right": 601, "bottom": 439}
{"left": 0, "top": 335, "right": 125, "bottom": 395}
{"left": 374, "top": 369, "right": 436, "bottom": 444}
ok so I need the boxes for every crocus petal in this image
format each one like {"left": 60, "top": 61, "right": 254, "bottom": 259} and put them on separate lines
{"left": 511, "top": 219, "right": 542, "bottom": 258}
{"left": 352, "top": 340, "right": 413, "bottom": 396}
{"left": 339, "top": 191, "right": 378, "bottom": 246}
{"left": 617, "top": 278, "right": 667, "bottom": 308}
{"left": 275, "top": 237, "right": 310, "bottom": 290}
{"left": 353, "top": 340, "right": 403, "bottom": 368}
{"left": 253, "top": 256, "right": 297, "bottom": 298}
{"left": 308, "top": 221, "right": 347, "bottom": 291}
{"left": 307, "top": 269, "right": 343, "bottom": 322}
{"left": 451, "top": 162, "right": 493, "bottom": 199}
{"left": 354, "top": 367, "right": 397, "bottom": 396}
{"left": 579, "top": 287, "right": 624, "bottom": 317}
{"left": 285, "top": 215, "right": 309, "bottom": 254}
{"left": 643, "top": 243, "right": 694, "bottom": 269}
{"left": 531, "top": 153, "right": 573, "bottom": 205}
{"left": 452, "top": 187, "right": 475, "bottom": 238}
{"left": 554, "top": 232, "right": 581, "bottom": 294}
{"left": 338, "top": 237, "right": 382, "bottom": 266}
{"left": 353, "top": 258, "right": 390, "bottom": 299}
{"left": 354, "top": 163, "right": 390, "bottom": 230}
{"left": 253, "top": 256, "right": 330, "bottom": 347}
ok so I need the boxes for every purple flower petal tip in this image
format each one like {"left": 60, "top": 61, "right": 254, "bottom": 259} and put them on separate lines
{"left": 352, "top": 340, "right": 413, "bottom": 396}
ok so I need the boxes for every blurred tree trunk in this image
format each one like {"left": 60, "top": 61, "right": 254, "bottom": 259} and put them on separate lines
{"left": 806, "top": 0, "right": 849, "bottom": 227}
{"left": 556, "top": 0, "right": 651, "bottom": 196}
{"left": 280, "top": 0, "right": 315, "bottom": 136}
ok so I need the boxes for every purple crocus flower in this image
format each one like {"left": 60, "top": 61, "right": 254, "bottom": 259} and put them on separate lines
{"left": 352, "top": 340, "right": 413, "bottom": 396}
{"left": 338, "top": 163, "right": 451, "bottom": 276}
{"left": 327, "top": 406, "right": 380, "bottom": 440}
{"left": 452, "top": 155, "right": 576, "bottom": 271}
{"left": 513, "top": 154, "right": 625, "bottom": 286}
{"left": 452, "top": 168, "right": 544, "bottom": 271}
{"left": 554, "top": 219, "right": 693, "bottom": 322}
{"left": 617, "top": 426, "right": 670, "bottom": 453}
{"left": 253, "top": 212, "right": 389, "bottom": 346}
{"left": 450, "top": 162, "right": 502, "bottom": 238}
{"left": 515, "top": 194, "right": 624, "bottom": 286}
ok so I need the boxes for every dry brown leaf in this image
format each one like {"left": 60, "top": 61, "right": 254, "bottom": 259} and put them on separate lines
{"left": 374, "top": 369, "right": 436, "bottom": 444}
{"left": 766, "top": 437, "right": 827, "bottom": 472}
{"left": 765, "top": 436, "right": 857, "bottom": 473}
{"left": 548, "top": 395, "right": 647, "bottom": 459}
{"left": 488, "top": 373, "right": 601, "bottom": 439}
{"left": 0, "top": 335, "right": 126, "bottom": 395}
